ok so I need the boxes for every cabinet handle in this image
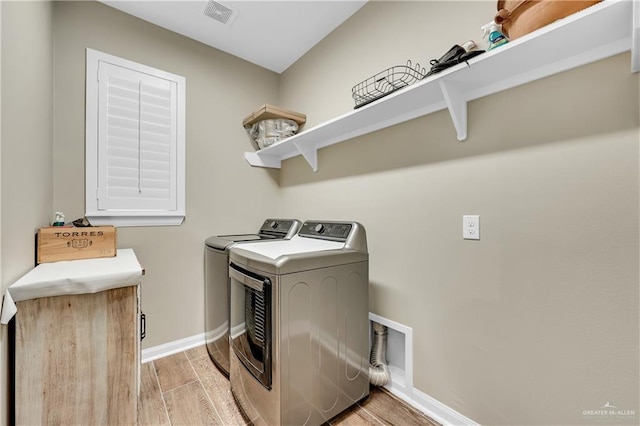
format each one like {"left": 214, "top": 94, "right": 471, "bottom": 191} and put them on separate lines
{"left": 140, "top": 312, "right": 146, "bottom": 341}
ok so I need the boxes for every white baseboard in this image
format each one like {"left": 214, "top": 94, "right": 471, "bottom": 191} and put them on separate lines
{"left": 205, "top": 323, "right": 227, "bottom": 344}
{"left": 141, "top": 333, "right": 206, "bottom": 363}
{"left": 383, "top": 384, "right": 479, "bottom": 426}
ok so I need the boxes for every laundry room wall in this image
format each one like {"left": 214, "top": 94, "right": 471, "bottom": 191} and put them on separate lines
{"left": 278, "top": 1, "right": 639, "bottom": 425}
{"left": 0, "top": 4, "right": 2, "bottom": 420}
{"left": 1, "top": 1, "right": 54, "bottom": 423}
{"left": 52, "top": 1, "right": 281, "bottom": 349}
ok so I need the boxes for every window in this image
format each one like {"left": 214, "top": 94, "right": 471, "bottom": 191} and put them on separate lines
{"left": 85, "top": 49, "right": 186, "bottom": 226}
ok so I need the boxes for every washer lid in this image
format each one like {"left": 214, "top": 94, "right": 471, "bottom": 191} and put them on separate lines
{"left": 232, "top": 235, "right": 344, "bottom": 260}
{"left": 205, "top": 234, "right": 267, "bottom": 250}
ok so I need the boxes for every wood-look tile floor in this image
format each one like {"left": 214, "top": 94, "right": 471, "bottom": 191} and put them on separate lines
{"left": 138, "top": 345, "right": 440, "bottom": 426}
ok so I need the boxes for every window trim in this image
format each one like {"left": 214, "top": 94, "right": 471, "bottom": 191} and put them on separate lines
{"left": 85, "top": 48, "right": 186, "bottom": 227}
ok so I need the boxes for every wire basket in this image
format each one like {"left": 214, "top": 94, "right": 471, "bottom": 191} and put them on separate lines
{"left": 352, "top": 60, "right": 427, "bottom": 109}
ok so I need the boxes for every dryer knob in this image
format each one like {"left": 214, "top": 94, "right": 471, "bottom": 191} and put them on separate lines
{"left": 270, "top": 221, "right": 279, "bottom": 229}
{"left": 314, "top": 223, "right": 325, "bottom": 233}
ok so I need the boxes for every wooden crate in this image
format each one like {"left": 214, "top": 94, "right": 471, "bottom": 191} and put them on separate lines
{"left": 242, "top": 104, "right": 306, "bottom": 127}
{"left": 37, "top": 226, "right": 117, "bottom": 264}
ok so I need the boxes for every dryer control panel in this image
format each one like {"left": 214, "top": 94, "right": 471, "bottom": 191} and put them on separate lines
{"left": 299, "top": 221, "right": 353, "bottom": 241}
{"left": 259, "top": 219, "right": 302, "bottom": 238}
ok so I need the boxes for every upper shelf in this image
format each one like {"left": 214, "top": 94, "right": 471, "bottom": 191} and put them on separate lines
{"left": 245, "top": 0, "right": 637, "bottom": 172}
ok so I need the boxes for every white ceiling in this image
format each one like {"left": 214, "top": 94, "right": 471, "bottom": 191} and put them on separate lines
{"left": 99, "top": 0, "right": 367, "bottom": 73}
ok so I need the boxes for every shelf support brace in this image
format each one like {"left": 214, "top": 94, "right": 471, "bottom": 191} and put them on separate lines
{"left": 293, "top": 141, "right": 318, "bottom": 172}
{"left": 244, "top": 152, "right": 282, "bottom": 169}
{"left": 633, "top": 0, "right": 639, "bottom": 72}
{"left": 439, "top": 80, "right": 468, "bottom": 141}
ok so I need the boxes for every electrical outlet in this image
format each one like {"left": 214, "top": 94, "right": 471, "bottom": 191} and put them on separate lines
{"left": 463, "top": 215, "right": 480, "bottom": 240}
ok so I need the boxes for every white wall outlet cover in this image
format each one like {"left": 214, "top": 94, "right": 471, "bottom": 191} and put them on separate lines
{"left": 463, "top": 215, "right": 480, "bottom": 240}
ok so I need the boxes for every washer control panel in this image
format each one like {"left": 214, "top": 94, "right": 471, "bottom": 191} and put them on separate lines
{"left": 299, "top": 221, "right": 353, "bottom": 241}
{"left": 259, "top": 219, "right": 301, "bottom": 238}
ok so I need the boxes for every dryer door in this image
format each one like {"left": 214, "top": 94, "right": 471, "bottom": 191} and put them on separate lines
{"left": 229, "top": 262, "right": 272, "bottom": 390}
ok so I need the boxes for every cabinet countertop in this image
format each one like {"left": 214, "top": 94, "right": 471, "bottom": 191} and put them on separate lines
{"left": 1, "top": 248, "right": 143, "bottom": 324}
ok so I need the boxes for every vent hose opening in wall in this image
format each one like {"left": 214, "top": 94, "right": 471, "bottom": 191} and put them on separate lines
{"left": 369, "top": 321, "right": 391, "bottom": 386}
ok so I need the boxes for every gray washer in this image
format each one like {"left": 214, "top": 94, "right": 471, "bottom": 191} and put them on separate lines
{"left": 228, "top": 221, "right": 369, "bottom": 426}
{"left": 204, "top": 219, "right": 301, "bottom": 377}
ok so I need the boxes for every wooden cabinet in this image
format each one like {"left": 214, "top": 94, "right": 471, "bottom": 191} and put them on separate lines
{"left": 14, "top": 285, "right": 140, "bottom": 425}
{"left": 2, "top": 249, "right": 144, "bottom": 425}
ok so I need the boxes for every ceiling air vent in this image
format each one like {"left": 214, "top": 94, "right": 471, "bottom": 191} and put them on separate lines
{"left": 204, "top": 1, "right": 236, "bottom": 25}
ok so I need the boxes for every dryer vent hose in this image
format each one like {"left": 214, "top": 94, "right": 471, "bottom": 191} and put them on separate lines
{"left": 369, "top": 321, "right": 391, "bottom": 386}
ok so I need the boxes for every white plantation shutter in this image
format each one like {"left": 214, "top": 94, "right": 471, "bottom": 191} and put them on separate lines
{"left": 86, "top": 49, "right": 185, "bottom": 226}
{"left": 98, "top": 63, "right": 177, "bottom": 210}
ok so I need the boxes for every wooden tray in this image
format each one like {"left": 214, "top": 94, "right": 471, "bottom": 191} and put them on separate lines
{"left": 242, "top": 104, "right": 306, "bottom": 127}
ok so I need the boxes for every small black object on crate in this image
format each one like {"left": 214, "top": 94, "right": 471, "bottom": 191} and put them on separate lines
{"left": 352, "top": 60, "right": 426, "bottom": 109}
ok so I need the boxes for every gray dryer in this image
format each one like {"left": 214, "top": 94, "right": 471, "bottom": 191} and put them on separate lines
{"left": 228, "top": 221, "right": 370, "bottom": 425}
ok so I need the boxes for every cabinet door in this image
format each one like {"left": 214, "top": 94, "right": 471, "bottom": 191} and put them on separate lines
{"left": 15, "top": 286, "right": 138, "bottom": 425}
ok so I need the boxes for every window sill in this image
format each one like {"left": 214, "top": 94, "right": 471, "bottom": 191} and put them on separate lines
{"left": 86, "top": 212, "right": 185, "bottom": 227}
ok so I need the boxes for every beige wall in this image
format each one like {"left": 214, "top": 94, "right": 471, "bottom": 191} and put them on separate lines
{"left": 1, "top": 1, "right": 54, "bottom": 423}
{"left": 0, "top": 3, "right": 3, "bottom": 420}
{"left": 279, "top": 1, "right": 639, "bottom": 425}
{"left": 52, "top": 0, "right": 281, "bottom": 348}
{"left": 1, "top": 1, "right": 638, "bottom": 425}
{"left": 0, "top": 1, "right": 2, "bottom": 418}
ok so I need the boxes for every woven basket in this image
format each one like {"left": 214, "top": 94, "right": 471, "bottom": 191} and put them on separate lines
{"left": 494, "top": 0, "right": 602, "bottom": 40}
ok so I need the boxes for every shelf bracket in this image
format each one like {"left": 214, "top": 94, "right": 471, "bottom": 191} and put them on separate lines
{"left": 244, "top": 152, "right": 282, "bottom": 169}
{"left": 439, "top": 80, "right": 468, "bottom": 141}
{"left": 633, "top": 0, "right": 639, "bottom": 72}
{"left": 293, "top": 141, "right": 318, "bottom": 172}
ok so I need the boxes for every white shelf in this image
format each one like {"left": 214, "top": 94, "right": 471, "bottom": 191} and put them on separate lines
{"left": 245, "top": 0, "right": 636, "bottom": 172}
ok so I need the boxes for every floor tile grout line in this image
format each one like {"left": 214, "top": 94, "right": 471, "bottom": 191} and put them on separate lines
{"left": 149, "top": 360, "right": 172, "bottom": 425}
{"left": 162, "top": 377, "right": 201, "bottom": 394}
{"left": 357, "top": 403, "right": 388, "bottom": 426}
{"left": 156, "top": 352, "right": 201, "bottom": 425}
{"left": 161, "top": 377, "right": 207, "bottom": 425}
{"left": 154, "top": 351, "right": 193, "bottom": 394}
{"left": 187, "top": 352, "right": 226, "bottom": 425}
